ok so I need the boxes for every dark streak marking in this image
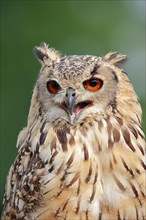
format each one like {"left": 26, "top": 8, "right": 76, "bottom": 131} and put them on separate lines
{"left": 108, "top": 52, "right": 118, "bottom": 60}
{"left": 81, "top": 126, "right": 88, "bottom": 136}
{"left": 138, "top": 199, "right": 142, "bottom": 207}
{"left": 74, "top": 198, "right": 80, "bottom": 214}
{"left": 49, "top": 150, "right": 58, "bottom": 164}
{"left": 141, "top": 160, "right": 146, "bottom": 170}
{"left": 80, "top": 122, "right": 84, "bottom": 126}
{"left": 115, "top": 57, "right": 127, "bottom": 66}
{"left": 33, "top": 47, "right": 48, "bottom": 61}
{"left": 66, "top": 152, "right": 74, "bottom": 167}
{"left": 23, "top": 183, "right": 30, "bottom": 192}
{"left": 107, "top": 67, "right": 118, "bottom": 82}
{"left": 98, "top": 120, "right": 103, "bottom": 132}
{"left": 50, "top": 137, "right": 56, "bottom": 152}
{"left": 112, "top": 153, "right": 117, "bottom": 164}
{"left": 35, "top": 143, "right": 39, "bottom": 155}
{"left": 62, "top": 199, "right": 69, "bottom": 211}
{"left": 113, "top": 174, "right": 126, "bottom": 191}
{"left": 66, "top": 173, "right": 80, "bottom": 188}
{"left": 48, "top": 165, "right": 54, "bottom": 173}
{"left": 93, "top": 171, "right": 98, "bottom": 184}
{"left": 108, "top": 139, "right": 114, "bottom": 149}
{"left": 128, "top": 125, "right": 138, "bottom": 139}
{"left": 135, "top": 169, "right": 141, "bottom": 174}
{"left": 26, "top": 157, "right": 40, "bottom": 175}
{"left": 112, "top": 70, "right": 118, "bottom": 81}
{"left": 117, "top": 210, "right": 121, "bottom": 220}
{"left": 138, "top": 130, "right": 145, "bottom": 140}
{"left": 110, "top": 99, "right": 117, "bottom": 113}
{"left": 89, "top": 121, "right": 93, "bottom": 126}
{"left": 90, "top": 65, "right": 98, "bottom": 76}
{"left": 69, "top": 136, "right": 75, "bottom": 146}
{"left": 40, "top": 121, "right": 46, "bottom": 133}
{"left": 129, "top": 181, "right": 138, "bottom": 197}
{"left": 90, "top": 184, "right": 96, "bottom": 202}
{"left": 135, "top": 206, "right": 139, "bottom": 220}
{"left": 35, "top": 207, "right": 50, "bottom": 218}
{"left": 121, "top": 158, "right": 134, "bottom": 177}
{"left": 85, "top": 210, "right": 89, "bottom": 220}
{"left": 122, "top": 70, "right": 128, "bottom": 75}
{"left": 57, "top": 126, "right": 68, "bottom": 151}
{"left": 106, "top": 119, "right": 114, "bottom": 148}
{"left": 113, "top": 128, "right": 120, "bottom": 142}
{"left": 123, "top": 129, "right": 135, "bottom": 152}
{"left": 141, "top": 190, "right": 145, "bottom": 197}
{"left": 99, "top": 212, "right": 103, "bottom": 220}
{"left": 85, "top": 163, "right": 92, "bottom": 183}
{"left": 63, "top": 211, "right": 68, "bottom": 220}
{"left": 98, "top": 143, "right": 102, "bottom": 151}
{"left": 110, "top": 161, "right": 113, "bottom": 170}
{"left": 43, "top": 187, "right": 56, "bottom": 195}
{"left": 55, "top": 206, "right": 62, "bottom": 217}
{"left": 83, "top": 144, "right": 89, "bottom": 161}
{"left": 24, "top": 143, "right": 31, "bottom": 153}
{"left": 26, "top": 123, "right": 36, "bottom": 143}
{"left": 38, "top": 106, "right": 42, "bottom": 116}
{"left": 106, "top": 118, "right": 112, "bottom": 136}
{"left": 40, "top": 132, "right": 47, "bottom": 145}
{"left": 136, "top": 113, "right": 141, "bottom": 124}
{"left": 60, "top": 172, "right": 67, "bottom": 182}
{"left": 137, "top": 144, "right": 144, "bottom": 155}
{"left": 56, "top": 188, "right": 64, "bottom": 198}
{"left": 116, "top": 117, "right": 123, "bottom": 126}
{"left": 56, "top": 163, "right": 64, "bottom": 174}
{"left": 77, "top": 178, "right": 81, "bottom": 195}
{"left": 10, "top": 214, "right": 16, "bottom": 219}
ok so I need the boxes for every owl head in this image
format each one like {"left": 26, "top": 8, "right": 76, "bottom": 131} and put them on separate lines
{"left": 28, "top": 42, "right": 141, "bottom": 125}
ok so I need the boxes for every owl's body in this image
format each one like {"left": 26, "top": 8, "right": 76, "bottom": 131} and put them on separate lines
{"left": 2, "top": 43, "right": 146, "bottom": 220}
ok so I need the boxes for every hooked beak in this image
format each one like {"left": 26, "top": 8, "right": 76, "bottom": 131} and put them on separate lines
{"left": 63, "top": 88, "right": 93, "bottom": 119}
{"left": 65, "top": 88, "right": 76, "bottom": 115}
{"left": 59, "top": 87, "right": 93, "bottom": 124}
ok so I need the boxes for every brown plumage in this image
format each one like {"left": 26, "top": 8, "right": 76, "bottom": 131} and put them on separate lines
{"left": 2, "top": 43, "right": 146, "bottom": 220}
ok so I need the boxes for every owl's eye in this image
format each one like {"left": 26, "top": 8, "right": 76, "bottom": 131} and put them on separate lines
{"left": 83, "top": 78, "right": 103, "bottom": 91}
{"left": 47, "top": 80, "right": 61, "bottom": 94}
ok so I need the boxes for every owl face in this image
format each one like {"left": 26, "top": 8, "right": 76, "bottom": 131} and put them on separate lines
{"left": 36, "top": 56, "right": 117, "bottom": 124}
{"left": 33, "top": 43, "right": 127, "bottom": 124}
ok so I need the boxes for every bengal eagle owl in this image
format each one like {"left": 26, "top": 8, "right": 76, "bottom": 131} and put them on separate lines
{"left": 2, "top": 43, "right": 146, "bottom": 220}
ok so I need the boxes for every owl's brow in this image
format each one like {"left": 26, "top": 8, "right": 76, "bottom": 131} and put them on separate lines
{"left": 90, "top": 65, "right": 99, "bottom": 76}
{"left": 91, "top": 64, "right": 119, "bottom": 82}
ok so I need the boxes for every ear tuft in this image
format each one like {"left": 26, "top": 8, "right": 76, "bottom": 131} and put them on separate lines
{"left": 104, "top": 52, "right": 127, "bottom": 66}
{"left": 33, "top": 42, "right": 61, "bottom": 66}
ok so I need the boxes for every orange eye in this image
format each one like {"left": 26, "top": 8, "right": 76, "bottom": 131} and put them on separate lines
{"left": 47, "top": 80, "right": 61, "bottom": 94}
{"left": 83, "top": 78, "right": 103, "bottom": 91}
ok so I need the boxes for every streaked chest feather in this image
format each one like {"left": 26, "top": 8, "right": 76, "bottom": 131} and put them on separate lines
{"left": 3, "top": 116, "right": 146, "bottom": 220}
{"left": 25, "top": 116, "right": 145, "bottom": 219}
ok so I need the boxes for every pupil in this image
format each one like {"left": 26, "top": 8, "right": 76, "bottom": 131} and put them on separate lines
{"left": 89, "top": 79, "right": 97, "bottom": 87}
{"left": 52, "top": 81, "right": 59, "bottom": 89}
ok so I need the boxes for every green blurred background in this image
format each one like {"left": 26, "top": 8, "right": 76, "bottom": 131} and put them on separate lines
{"left": 0, "top": 0, "right": 145, "bottom": 213}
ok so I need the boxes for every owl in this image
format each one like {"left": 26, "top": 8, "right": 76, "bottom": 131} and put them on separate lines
{"left": 2, "top": 43, "right": 146, "bottom": 220}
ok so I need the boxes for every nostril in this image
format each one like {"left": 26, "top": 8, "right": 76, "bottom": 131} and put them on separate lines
{"left": 66, "top": 92, "right": 75, "bottom": 97}
{"left": 66, "top": 88, "right": 76, "bottom": 98}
